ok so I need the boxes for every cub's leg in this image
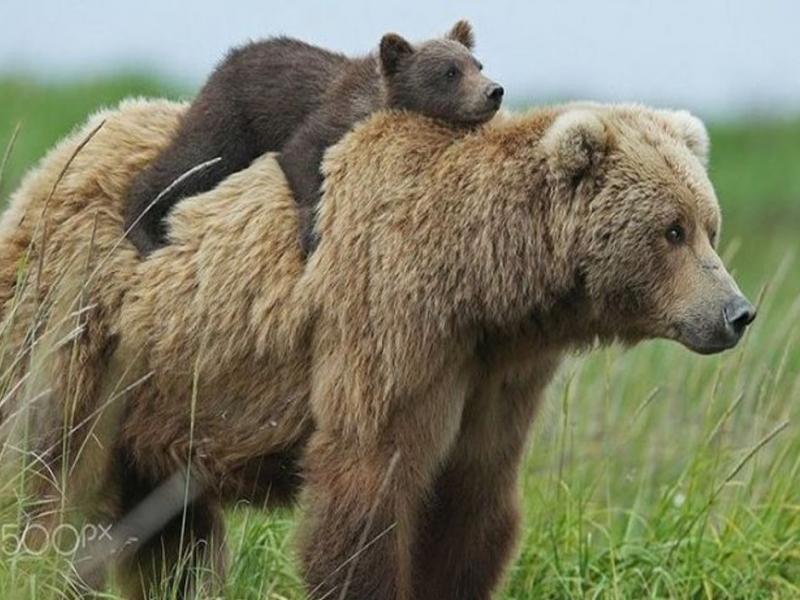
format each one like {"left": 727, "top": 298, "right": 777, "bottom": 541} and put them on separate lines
{"left": 124, "top": 99, "right": 258, "bottom": 255}
{"left": 279, "top": 108, "right": 353, "bottom": 257}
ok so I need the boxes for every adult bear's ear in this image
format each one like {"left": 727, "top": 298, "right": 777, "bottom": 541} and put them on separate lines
{"left": 661, "top": 109, "right": 710, "bottom": 167}
{"left": 447, "top": 20, "right": 475, "bottom": 50}
{"left": 380, "top": 33, "right": 414, "bottom": 76}
{"left": 542, "top": 110, "right": 609, "bottom": 183}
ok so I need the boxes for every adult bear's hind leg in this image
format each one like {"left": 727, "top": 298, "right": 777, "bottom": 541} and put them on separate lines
{"left": 113, "top": 454, "right": 227, "bottom": 600}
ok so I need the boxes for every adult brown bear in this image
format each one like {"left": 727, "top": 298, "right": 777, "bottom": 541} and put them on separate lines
{"left": 0, "top": 99, "right": 754, "bottom": 599}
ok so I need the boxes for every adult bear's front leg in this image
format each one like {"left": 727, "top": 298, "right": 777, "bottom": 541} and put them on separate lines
{"left": 413, "top": 354, "right": 559, "bottom": 600}
{"left": 298, "top": 385, "right": 466, "bottom": 600}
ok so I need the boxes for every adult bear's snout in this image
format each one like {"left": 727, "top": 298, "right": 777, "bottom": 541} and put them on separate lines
{"left": 681, "top": 292, "right": 756, "bottom": 355}
{"left": 671, "top": 246, "right": 757, "bottom": 356}
{"left": 724, "top": 295, "right": 757, "bottom": 336}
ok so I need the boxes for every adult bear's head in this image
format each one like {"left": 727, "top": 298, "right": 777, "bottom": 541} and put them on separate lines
{"left": 542, "top": 105, "right": 756, "bottom": 354}
{"left": 315, "top": 104, "right": 755, "bottom": 362}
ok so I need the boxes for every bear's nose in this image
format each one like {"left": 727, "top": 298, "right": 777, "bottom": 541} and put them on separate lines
{"left": 487, "top": 84, "right": 504, "bottom": 103}
{"left": 724, "top": 296, "right": 756, "bottom": 335}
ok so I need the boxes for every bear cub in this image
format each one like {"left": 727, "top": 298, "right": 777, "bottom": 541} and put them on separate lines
{"left": 124, "top": 20, "right": 503, "bottom": 257}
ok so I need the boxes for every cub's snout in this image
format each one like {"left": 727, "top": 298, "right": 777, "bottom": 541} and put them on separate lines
{"left": 486, "top": 83, "right": 504, "bottom": 106}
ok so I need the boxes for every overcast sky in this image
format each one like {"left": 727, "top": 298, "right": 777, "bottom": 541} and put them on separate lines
{"left": 2, "top": 0, "right": 799, "bottom": 118}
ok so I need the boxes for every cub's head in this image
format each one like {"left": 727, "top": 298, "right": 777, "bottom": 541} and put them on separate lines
{"left": 543, "top": 106, "right": 755, "bottom": 354}
{"left": 379, "top": 20, "right": 503, "bottom": 125}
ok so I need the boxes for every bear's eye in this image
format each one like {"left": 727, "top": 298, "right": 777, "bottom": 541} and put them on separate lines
{"left": 476, "top": 61, "right": 484, "bottom": 71}
{"left": 665, "top": 224, "right": 686, "bottom": 245}
{"left": 445, "top": 66, "right": 460, "bottom": 79}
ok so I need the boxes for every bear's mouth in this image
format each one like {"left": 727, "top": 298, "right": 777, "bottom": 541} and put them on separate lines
{"left": 462, "top": 106, "right": 500, "bottom": 124}
{"left": 679, "top": 338, "right": 740, "bottom": 355}
{"left": 672, "top": 320, "right": 748, "bottom": 355}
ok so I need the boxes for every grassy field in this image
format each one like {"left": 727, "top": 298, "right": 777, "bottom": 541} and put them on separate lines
{"left": 0, "top": 74, "right": 799, "bottom": 598}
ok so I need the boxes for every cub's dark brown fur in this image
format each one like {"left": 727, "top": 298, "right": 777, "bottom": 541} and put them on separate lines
{"left": 124, "top": 20, "right": 502, "bottom": 256}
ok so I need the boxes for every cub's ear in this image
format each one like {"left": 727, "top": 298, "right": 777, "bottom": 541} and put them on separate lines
{"left": 448, "top": 19, "right": 475, "bottom": 50}
{"left": 661, "top": 109, "right": 710, "bottom": 167}
{"left": 380, "top": 33, "right": 414, "bottom": 76}
{"left": 542, "top": 110, "right": 609, "bottom": 182}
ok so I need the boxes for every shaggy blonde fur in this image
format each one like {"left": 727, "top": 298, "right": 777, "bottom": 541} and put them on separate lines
{"left": 0, "top": 98, "right": 748, "bottom": 599}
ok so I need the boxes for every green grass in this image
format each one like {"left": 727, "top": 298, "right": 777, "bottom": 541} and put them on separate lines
{"left": 1, "top": 74, "right": 799, "bottom": 598}
{"left": 709, "top": 118, "right": 800, "bottom": 229}
{"left": 0, "top": 74, "right": 186, "bottom": 201}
